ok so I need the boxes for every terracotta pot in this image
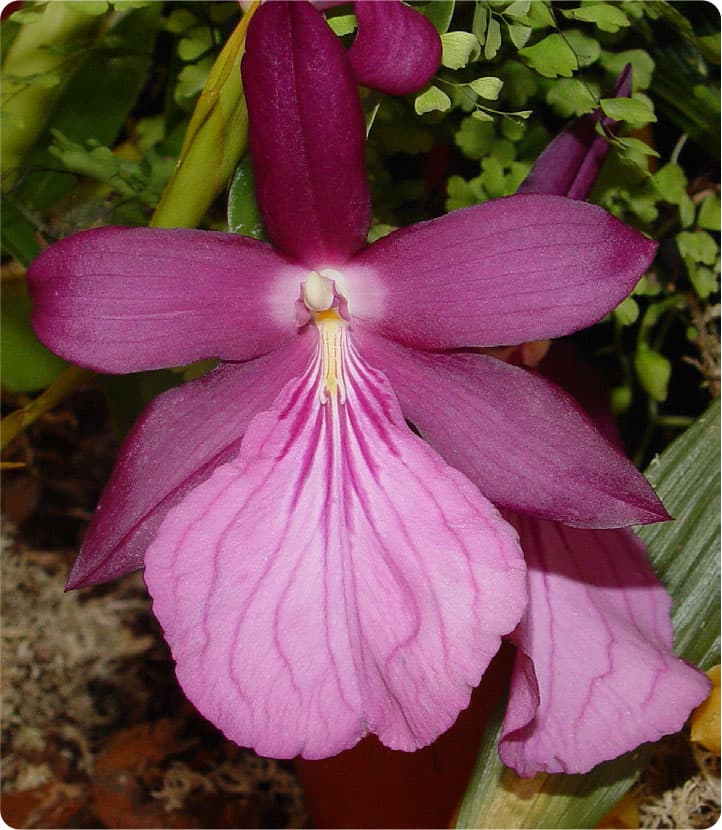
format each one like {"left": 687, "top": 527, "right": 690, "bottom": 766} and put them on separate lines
{"left": 294, "top": 646, "right": 513, "bottom": 829}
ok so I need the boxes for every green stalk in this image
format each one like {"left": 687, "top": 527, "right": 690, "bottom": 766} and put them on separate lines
{"left": 150, "top": 2, "right": 258, "bottom": 229}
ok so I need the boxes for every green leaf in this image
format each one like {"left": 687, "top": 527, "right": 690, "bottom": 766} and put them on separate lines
{"left": 506, "top": 22, "right": 531, "bottom": 49}
{"left": 65, "top": 0, "right": 108, "bottom": 15}
{"left": 441, "top": 31, "right": 481, "bottom": 69}
{"left": 546, "top": 78, "right": 596, "bottom": 118}
{"left": 563, "top": 29, "right": 601, "bottom": 68}
{"left": 638, "top": 399, "right": 721, "bottom": 670}
{"left": 600, "top": 96, "right": 656, "bottom": 129}
{"left": 504, "top": 0, "right": 531, "bottom": 18}
{"left": 471, "top": 109, "right": 495, "bottom": 122}
{"left": 227, "top": 157, "right": 263, "bottom": 240}
{"left": 614, "top": 135, "right": 660, "bottom": 159}
{"left": 177, "top": 25, "right": 213, "bottom": 62}
{"left": 651, "top": 163, "right": 695, "bottom": 227}
{"left": 484, "top": 17, "right": 502, "bottom": 61}
{"left": 472, "top": 2, "right": 486, "bottom": 41}
{"left": 1, "top": 284, "right": 67, "bottom": 394}
{"left": 421, "top": 0, "right": 455, "bottom": 34}
{"left": 697, "top": 194, "right": 721, "bottom": 231}
{"left": 519, "top": 34, "right": 577, "bottom": 78}
{"left": 455, "top": 116, "right": 495, "bottom": 159}
{"left": 414, "top": 85, "right": 451, "bottom": 115}
{"left": 600, "top": 49, "right": 655, "bottom": 90}
{"left": 677, "top": 230, "right": 720, "bottom": 299}
{"left": 469, "top": 76, "right": 504, "bottom": 100}
{"left": 634, "top": 345, "right": 671, "bottom": 402}
{"left": 613, "top": 296, "right": 639, "bottom": 326}
{"left": 677, "top": 230, "right": 718, "bottom": 266}
{"left": 562, "top": 2, "right": 630, "bottom": 33}
{"left": 326, "top": 14, "right": 357, "bottom": 37}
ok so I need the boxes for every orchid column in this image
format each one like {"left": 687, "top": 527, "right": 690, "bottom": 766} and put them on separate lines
{"left": 28, "top": 1, "right": 679, "bottom": 761}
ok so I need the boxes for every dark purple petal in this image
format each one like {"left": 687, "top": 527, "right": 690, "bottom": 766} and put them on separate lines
{"left": 355, "top": 330, "right": 668, "bottom": 527}
{"left": 347, "top": 194, "right": 657, "bottom": 350}
{"left": 28, "top": 227, "right": 303, "bottom": 373}
{"left": 242, "top": 1, "right": 370, "bottom": 267}
{"left": 519, "top": 65, "right": 632, "bottom": 201}
{"left": 348, "top": 1, "right": 441, "bottom": 95}
{"left": 499, "top": 514, "right": 711, "bottom": 776}
{"left": 66, "top": 332, "right": 315, "bottom": 588}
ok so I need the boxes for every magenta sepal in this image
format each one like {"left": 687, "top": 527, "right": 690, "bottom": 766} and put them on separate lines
{"left": 27, "top": 226, "right": 303, "bottom": 373}
{"left": 67, "top": 333, "right": 315, "bottom": 588}
{"left": 348, "top": 193, "right": 658, "bottom": 351}
{"left": 242, "top": 1, "right": 371, "bottom": 267}
{"left": 355, "top": 329, "right": 668, "bottom": 529}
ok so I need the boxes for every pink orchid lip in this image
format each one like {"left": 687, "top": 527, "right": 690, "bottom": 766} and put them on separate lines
{"left": 144, "top": 318, "right": 528, "bottom": 758}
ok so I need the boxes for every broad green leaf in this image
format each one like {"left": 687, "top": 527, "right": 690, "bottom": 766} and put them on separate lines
{"left": 421, "top": 0, "right": 455, "bottom": 34}
{"left": 227, "top": 157, "right": 263, "bottom": 239}
{"left": 638, "top": 398, "right": 721, "bottom": 669}
{"left": 601, "top": 96, "right": 656, "bottom": 129}
{"left": 562, "top": 3, "right": 630, "bottom": 33}
{"left": 457, "top": 402, "right": 720, "bottom": 828}
{"left": 414, "top": 85, "right": 451, "bottom": 115}
{"left": 1, "top": 284, "right": 67, "bottom": 394}
{"left": 469, "top": 76, "right": 503, "bottom": 100}
{"left": 484, "top": 17, "right": 502, "bottom": 61}
{"left": 519, "top": 34, "right": 577, "bottom": 77}
{"left": 326, "top": 14, "right": 357, "bottom": 37}
{"left": 441, "top": 31, "right": 480, "bottom": 69}
{"left": 472, "top": 110, "right": 495, "bottom": 122}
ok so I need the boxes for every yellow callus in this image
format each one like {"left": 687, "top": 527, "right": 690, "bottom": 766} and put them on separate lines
{"left": 690, "top": 665, "right": 721, "bottom": 755}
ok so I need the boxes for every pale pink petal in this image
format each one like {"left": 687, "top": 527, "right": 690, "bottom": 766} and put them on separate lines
{"left": 499, "top": 513, "right": 712, "bottom": 776}
{"left": 28, "top": 227, "right": 303, "bottom": 373}
{"left": 67, "top": 333, "right": 315, "bottom": 588}
{"left": 355, "top": 330, "right": 667, "bottom": 528}
{"left": 145, "top": 327, "right": 526, "bottom": 759}
{"left": 346, "top": 194, "right": 657, "bottom": 350}
{"left": 349, "top": 1, "right": 441, "bottom": 95}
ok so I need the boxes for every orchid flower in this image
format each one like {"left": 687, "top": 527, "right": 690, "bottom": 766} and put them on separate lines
{"left": 497, "top": 72, "right": 711, "bottom": 776}
{"left": 29, "top": 2, "right": 667, "bottom": 760}
{"left": 240, "top": 0, "right": 442, "bottom": 95}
